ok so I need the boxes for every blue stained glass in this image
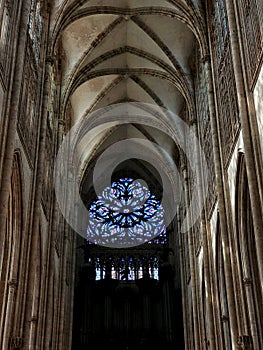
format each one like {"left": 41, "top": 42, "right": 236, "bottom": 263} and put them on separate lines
{"left": 153, "top": 268, "right": 159, "bottom": 280}
{"left": 95, "top": 268, "right": 101, "bottom": 281}
{"left": 87, "top": 178, "right": 166, "bottom": 247}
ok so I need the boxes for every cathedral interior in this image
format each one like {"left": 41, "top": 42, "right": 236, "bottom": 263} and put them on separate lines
{"left": 0, "top": 0, "right": 262, "bottom": 349}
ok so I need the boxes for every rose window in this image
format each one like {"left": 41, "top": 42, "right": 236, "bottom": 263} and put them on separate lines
{"left": 87, "top": 178, "right": 166, "bottom": 247}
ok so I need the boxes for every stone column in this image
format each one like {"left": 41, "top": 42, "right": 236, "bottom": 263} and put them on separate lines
{"left": 57, "top": 230, "right": 70, "bottom": 349}
{"left": 67, "top": 233, "right": 76, "bottom": 350}
{"left": 57, "top": 147, "right": 78, "bottom": 349}
{"left": 224, "top": 0, "right": 263, "bottom": 294}
{"left": 192, "top": 119, "right": 217, "bottom": 349}
{"left": 181, "top": 162, "right": 201, "bottom": 350}
{"left": 203, "top": 57, "right": 239, "bottom": 348}
{"left": 51, "top": 118, "right": 66, "bottom": 349}
{"left": 29, "top": 315, "right": 38, "bottom": 350}
{"left": 242, "top": 277, "right": 260, "bottom": 349}
{"left": 31, "top": 60, "right": 53, "bottom": 350}
{"left": 2, "top": 279, "right": 17, "bottom": 349}
{"left": 177, "top": 207, "right": 189, "bottom": 350}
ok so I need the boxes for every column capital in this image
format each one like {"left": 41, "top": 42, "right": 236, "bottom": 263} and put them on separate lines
{"left": 8, "top": 279, "right": 17, "bottom": 289}
{"left": 30, "top": 316, "right": 38, "bottom": 323}
{"left": 221, "top": 314, "right": 229, "bottom": 322}
{"left": 243, "top": 277, "right": 252, "bottom": 285}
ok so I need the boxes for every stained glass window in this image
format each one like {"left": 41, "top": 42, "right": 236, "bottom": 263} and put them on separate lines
{"left": 153, "top": 268, "right": 159, "bottom": 280}
{"left": 130, "top": 266, "right": 135, "bottom": 280}
{"left": 87, "top": 178, "right": 166, "bottom": 247}
{"left": 92, "top": 256, "right": 160, "bottom": 282}
{"left": 95, "top": 267, "right": 100, "bottom": 281}
{"left": 138, "top": 266, "right": 143, "bottom": 279}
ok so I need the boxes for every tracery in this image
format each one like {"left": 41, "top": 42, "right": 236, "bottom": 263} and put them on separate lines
{"left": 87, "top": 178, "right": 166, "bottom": 247}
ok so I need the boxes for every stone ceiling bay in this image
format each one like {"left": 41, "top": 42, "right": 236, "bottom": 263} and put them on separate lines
{"left": 60, "top": 11, "right": 195, "bottom": 119}
{"left": 54, "top": 0, "right": 199, "bottom": 184}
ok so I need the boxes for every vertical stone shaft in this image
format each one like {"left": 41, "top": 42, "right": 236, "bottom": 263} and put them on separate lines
{"left": 182, "top": 165, "right": 201, "bottom": 350}
{"left": 192, "top": 120, "right": 217, "bottom": 349}
{"left": 204, "top": 58, "right": 239, "bottom": 348}
{"left": 177, "top": 209, "right": 189, "bottom": 350}
{"left": 224, "top": 0, "right": 263, "bottom": 294}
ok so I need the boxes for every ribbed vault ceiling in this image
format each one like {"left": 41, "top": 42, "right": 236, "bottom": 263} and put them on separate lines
{"left": 51, "top": 0, "right": 204, "bottom": 186}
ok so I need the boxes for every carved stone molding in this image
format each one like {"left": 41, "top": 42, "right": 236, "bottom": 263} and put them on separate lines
{"left": 238, "top": 335, "right": 252, "bottom": 347}
{"left": 221, "top": 314, "right": 229, "bottom": 322}
{"left": 243, "top": 277, "right": 252, "bottom": 285}
{"left": 10, "top": 336, "right": 24, "bottom": 349}
{"left": 30, "top": 315, "right": 38, "bottom": 323}
{"left": 8, "top": 279, "right": 17, "bottom": 289}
